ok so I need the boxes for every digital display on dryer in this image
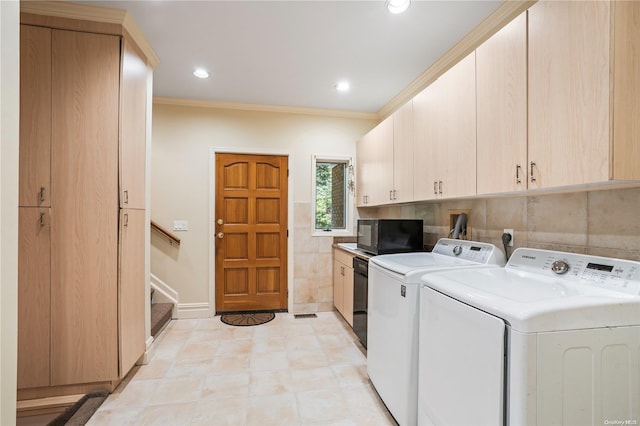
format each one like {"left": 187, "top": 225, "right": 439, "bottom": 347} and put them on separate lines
{"left": 586, "top": 263, "right": 614, "bottom": 272}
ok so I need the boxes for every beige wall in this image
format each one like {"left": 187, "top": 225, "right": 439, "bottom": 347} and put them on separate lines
{"left": 1, "top": 1, "right": 19, "bottom": 424}
{"left": 150, "top": 103, "right": 376, "bottom": 315}
{"left": 364, "top": 186, "right": 640, "bottom": 262}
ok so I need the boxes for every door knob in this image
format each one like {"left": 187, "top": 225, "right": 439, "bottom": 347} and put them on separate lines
{"left": 217, "top": 219, "right": 223, "bottom": 225}
{"left": 217, "top": 232, "right": 224, "bottom": 239}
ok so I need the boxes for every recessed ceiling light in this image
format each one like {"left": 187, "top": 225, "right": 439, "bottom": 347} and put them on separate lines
{"left": 335, "top": 81, "right": 350, "bottom": 92}
{"left": 386, "top": 0, "right": 410, "bottom": 14}
{"left": 193, "top": 68, "right": 210, "bottom": 79}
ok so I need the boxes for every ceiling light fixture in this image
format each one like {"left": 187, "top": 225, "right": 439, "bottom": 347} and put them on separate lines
{"left": 335, "top": 81, "right": 350, "bottom": 92}
{"left": 386, "top": 0, "right": 410, "bottom": 14}
{"left": 193, "top": 68, "right": 210, "bottom": 79}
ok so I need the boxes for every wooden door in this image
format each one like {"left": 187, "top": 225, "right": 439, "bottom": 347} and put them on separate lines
{"left": 50, "top": 30, "right": 120, "bottom": 385}
{"left": 120, "top": 38, "right": 147, "bottom": 210}
{"left": 19, "top": 25, "right": 51, "bottom": 208}
{"left": 17, "top": 207, "right": 51, "bottom": 389}
{"left": 215, "top": 153, "right": 288, "bottom": 312}
{"left": 118, "top": 209, "right": 146, "bottom": 377}
{"left": 476, "top": 12, "right": 527, "bottom": 195}
{"left": 528, "top": 0, "right": 610, "bottom": 188}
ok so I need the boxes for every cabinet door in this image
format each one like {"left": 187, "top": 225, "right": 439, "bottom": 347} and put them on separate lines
{"left": 120, "top": 38, "right": 147, "bottom": 209}
{"left": 528, "top": 0, "right": 610, "bottom": 188}
{"left": 19, "top": 25, "right": 51, "bottom": 207}
{"left": 50, "top": 30, "right": 120, "bottom": 385}
{"left": 413, "top": 84, "right": 439, "bottom": 201}
{"left": 434, "top": 52, "right": 477, "bottom": 199}
{"left": 476, "top": 13, "right": 527, "bottom": 194}
{"left": 356, "top": 132, "right": 373, "bottom": 207}
{"left": 333, "top": 258, "right": 345, "bottom": 315}
{"left": 119, "top": 209, "right": 146, "bottom": 377}
{"left": 392, "top": 100, "right": 414, "bottom": 203}
{"left": 356, "top": 118, "right": 394, "bottom": 206}
{"left": 342, "top": 265, "right": 354, "bottom": 327}
{"left": 17, "top": 207, "right": 51, "bottom": 389}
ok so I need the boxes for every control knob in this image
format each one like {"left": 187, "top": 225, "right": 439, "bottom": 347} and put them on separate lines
{"left": 453, "top": 245, "right": 463, "bottom": 256}
{"left": 551, "top": 260, "right": 570, "bottom": 274}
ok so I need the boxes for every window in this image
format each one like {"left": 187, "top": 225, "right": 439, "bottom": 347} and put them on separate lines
{"left": 312, "top": 156, "right": 354, "bottom": 236}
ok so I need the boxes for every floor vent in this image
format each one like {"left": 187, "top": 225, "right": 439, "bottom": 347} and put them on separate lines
{"left": 294, "top": 313, "right": 318, "bottom": 319}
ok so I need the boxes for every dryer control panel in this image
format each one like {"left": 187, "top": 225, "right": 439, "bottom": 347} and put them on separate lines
{"left": 507, "top": 248, "right": 640, "bottom": 295}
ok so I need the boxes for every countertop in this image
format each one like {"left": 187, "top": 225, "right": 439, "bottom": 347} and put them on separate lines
{"left": 334, "top": 243, "right": 374, "bottom": 260}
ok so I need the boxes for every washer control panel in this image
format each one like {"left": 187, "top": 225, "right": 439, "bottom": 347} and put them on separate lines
{"left": 508, "top": 248, "right": 640, "bottom": 295}
{"left": 432, "top": 238, "right": 506, "bottom": 265}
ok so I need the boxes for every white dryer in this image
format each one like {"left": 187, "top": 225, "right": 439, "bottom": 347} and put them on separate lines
{"left": 418, "top": 248, "right": 640, "bottom": 426}
{"left": 367, "top": 238, "right": 506, "bottom": 426}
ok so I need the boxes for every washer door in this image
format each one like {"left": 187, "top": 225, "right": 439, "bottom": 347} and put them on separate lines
{"left": 419, "top": 286, "right": 506, "bottom": 426}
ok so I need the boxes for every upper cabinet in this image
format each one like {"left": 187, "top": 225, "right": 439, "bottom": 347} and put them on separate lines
{"left": 414, "top": 52, "right": 477, "bottom": 201}
{"left": 528, "top": 0, "right": 610, "bottom": 188}
{"left": 392, "top": 101, "right": 414, "bottom": 204}
{"left": 356, "top": 100, "right": 414, "bottom": 207}
{"left": 356, "top": 116, "right": 393, "bottom": 206}
{"left": 476, "top": 13, "right": 527, "bottom": 195}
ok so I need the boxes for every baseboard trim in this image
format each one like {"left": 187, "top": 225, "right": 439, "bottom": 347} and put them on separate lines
{"left": 137, "top": 336, "right": 155, "bottom": 366}
{"left": 177, "top": 302, "right": 211, "bottom": 319}
{"left": 150, "top": 273, "right": 179, "bottom": 306}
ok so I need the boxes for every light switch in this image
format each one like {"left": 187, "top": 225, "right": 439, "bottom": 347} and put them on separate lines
{"left": 173, "top": 220, "right": 188, "bottom": 231}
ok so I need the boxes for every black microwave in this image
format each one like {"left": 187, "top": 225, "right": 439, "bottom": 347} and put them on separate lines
{"left": 357, "top": 219, "right": 423, "bottom": 255}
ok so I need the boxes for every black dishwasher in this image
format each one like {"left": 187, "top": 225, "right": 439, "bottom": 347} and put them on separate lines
{"left": 353, "top": 256, "right": 368, "bottom": 348}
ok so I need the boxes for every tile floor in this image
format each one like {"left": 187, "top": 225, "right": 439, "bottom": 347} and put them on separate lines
{"left": 87, "top": 312, "right": 396, "bottom": 426}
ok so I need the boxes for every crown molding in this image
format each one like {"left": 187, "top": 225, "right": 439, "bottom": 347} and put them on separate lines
{"left": 377, "top": 0, "right": 537, "bottom": 119}
{"left": 153, "top": 97, "right": 379, "bottom": 121}
{"left": 20, "top": 1, "right": 159, "bottom": 67}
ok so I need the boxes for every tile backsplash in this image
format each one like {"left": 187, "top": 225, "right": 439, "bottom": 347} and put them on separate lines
{"left": 296, "top": 186, "right": 640, "bottom": 315}
{"left": 361, "top": 186, "right": 640, "bottom": 262}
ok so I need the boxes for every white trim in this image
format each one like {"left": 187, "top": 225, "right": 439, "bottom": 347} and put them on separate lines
{"left": 311, "top": 155, "right": 355, "bottom": 237}
{"left": 150, "top": 272, "right": 179, "bottom": 305}
{"left": 209, "top": 146, "right": 295, "bottom": 315}
{"left": 177, "top": 303, "right": 212, "bottom": 319}
{"left": 155, "top": 96, "right": 378, "bottom": 121}
{"left": 137, "top": 336, "right": 155, "bottom": 365}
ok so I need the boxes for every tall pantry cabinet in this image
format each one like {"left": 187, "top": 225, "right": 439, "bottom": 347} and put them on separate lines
{"left": 18, "top": 3, "right": 156, "bottom": 400}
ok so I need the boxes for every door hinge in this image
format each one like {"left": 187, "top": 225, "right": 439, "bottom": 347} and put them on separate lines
{"left": 286, "top": 229, "right": 289, "bottom": 238}
{"left": 287, "top": 169, "right": 290, "bottom": 177}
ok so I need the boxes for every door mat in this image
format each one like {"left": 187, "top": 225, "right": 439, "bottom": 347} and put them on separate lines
{"left": 220, "top": 312, "right": 276, "bottom": 327}
{"left": 46, "top": 390, "right": 108, "bottom": 426}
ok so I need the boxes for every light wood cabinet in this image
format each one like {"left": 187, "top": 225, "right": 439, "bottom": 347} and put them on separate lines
{"left": 17, "top": 208, "right": 50, "bottom": 389}
{"left": 333, "top": 248, "right": 354, "bottom": 326}
{"left": 392, "top": 101, "right": 414, "bottom": 203}
{"left": 476, "top": 13, "right": 527, "bottom": 195}
{"left": 18, "top": 6, "right": 153, "bottom": 399}
{"left": 356, "top": 101, "right": 413, "bottom": 206}
{"left": 19, "top": 25, "right": 51, "bottom": 208}
{"left": 414, "top": 52, "right": 476, "bottom": 201}
{"left": 528, "top": 0, "right": 610, "bottom": 188}
{"left": 356, "top": 116, "right": 393, "bottom": 206}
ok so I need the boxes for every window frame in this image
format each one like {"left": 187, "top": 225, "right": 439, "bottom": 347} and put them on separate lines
{"left": 311, "top": 155, "right": 354, "bottom": 237}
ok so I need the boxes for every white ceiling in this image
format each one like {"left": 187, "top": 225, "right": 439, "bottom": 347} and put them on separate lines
{"left": 79, "top": 1, "right": 502, "bottom": 113}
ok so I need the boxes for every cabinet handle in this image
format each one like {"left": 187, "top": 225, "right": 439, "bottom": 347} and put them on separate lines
{"left": 393, "top": 189, "right": 397, "bottom": 200}
{"left": 389, "top": 190, "right": 393, "bottom": 201}
{"left": 39, "top": 187, "right": 45, "bottom": 203}
{"left": 433, "top": 181, "right": 438, "bottom": 195}
{"left": 123, "top": 213, "right": 129, "bottom": 228}
{"left": 438, "top": 180, "right": 443, "bottom": 194}
{"left": 123, "top": 190, "right": 129, "bottom": 204}
{"left": 39, "top": 212, "right": 45, "bottom": 228}
{"left": 363, "top": 195, "right": 368, "bottom": 204}
{"left": 516, "top": 164, "right": 522, "bottom": 184}
{"left": 530, "top": 161, "right": 536, "bottom": 183}
{"left": 340, "top": 266, "right": 345, "bottom": 276}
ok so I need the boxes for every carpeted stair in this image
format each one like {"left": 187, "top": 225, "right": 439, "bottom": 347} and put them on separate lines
{"left": 150, "top": 288, "right": 173, "bottom": 338}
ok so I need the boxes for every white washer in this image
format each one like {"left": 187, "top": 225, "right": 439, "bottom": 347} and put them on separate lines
{"left": 418, "top": 248, "right": 640, "bottom": 426}
{"left": 367, "top": 238, "right": 506, "bottom": 426}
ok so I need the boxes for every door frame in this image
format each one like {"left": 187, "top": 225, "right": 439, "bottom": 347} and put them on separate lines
{"left": 208, "top": 146, "right": 294, "bottom": 316}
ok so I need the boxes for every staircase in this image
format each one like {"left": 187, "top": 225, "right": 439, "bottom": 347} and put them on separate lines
{"left": 150, "top": 287, "right": 174, "bottom": 338}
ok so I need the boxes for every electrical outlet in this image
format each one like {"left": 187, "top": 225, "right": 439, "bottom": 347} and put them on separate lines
{"left": 173, "top": 220, "right": 189, "bottom": 231}
{"left": 503, "top": 229, "right": 514, "bottom": 246}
